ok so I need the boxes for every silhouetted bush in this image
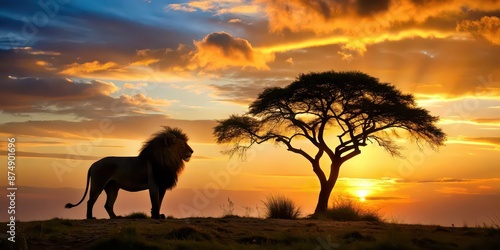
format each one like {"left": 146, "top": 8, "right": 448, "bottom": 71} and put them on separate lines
{"left": 264, "top": 195, "right": 301, "bottom": 219}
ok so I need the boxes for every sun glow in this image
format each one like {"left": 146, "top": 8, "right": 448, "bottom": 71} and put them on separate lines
{"left": 357, "top": 189, "right": 369, "bottom": 202}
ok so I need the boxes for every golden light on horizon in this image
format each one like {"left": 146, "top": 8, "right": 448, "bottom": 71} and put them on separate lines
{"left": 357, "top": 189, "right": 369, "bottom": 202}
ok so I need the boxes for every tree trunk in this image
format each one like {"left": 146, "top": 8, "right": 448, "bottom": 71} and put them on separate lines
{"left": 314, "top": 164, "right": 341, "bottom": 214}
{"left": 314, "top": 183, "right": 334, "bottom": 214}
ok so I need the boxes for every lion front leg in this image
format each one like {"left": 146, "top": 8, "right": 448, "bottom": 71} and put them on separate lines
{"left": 158, "top": 187, "right": 167, "bottom": 219}
{"left": 147, "top": 162, "right": 161, "bottom": 219}
{"left": 149, "top": 188, "right": 160, "bottom": 219}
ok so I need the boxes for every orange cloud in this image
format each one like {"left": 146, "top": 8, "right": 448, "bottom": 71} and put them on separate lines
{"left": 167, "top": 3, "right": 197, "bottom": 12}
{"left": 129, "top": 58, "right": 160, "bottom": 66}
{"left": 192, "top": 32, "right": 275, "bottom": 70}
{"left": 256, "top": 0, "right": 500, "bottom": 59}
{"left": 457, "top": 16, "right": 500, "bottom": 45}
{"left": 118, "top": 93, "right": 177, "bottom": 108}
{"left": 259, "top": 0, "right": 500, "bottom": 34}
{"left": 167, "top": 0, "right": 261, "bottom": 15}
{"left": 60, "top": 61, "right": 119, "bottom": 75}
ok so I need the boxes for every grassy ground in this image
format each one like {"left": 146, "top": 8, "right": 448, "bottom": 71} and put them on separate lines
{"left": 2, "top": 217, "right": 499, "bottom": 249}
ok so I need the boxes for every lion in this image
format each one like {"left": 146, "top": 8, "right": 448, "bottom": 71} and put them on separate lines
{"left": 65, "top": 126, "right": 193, "bottom": 219}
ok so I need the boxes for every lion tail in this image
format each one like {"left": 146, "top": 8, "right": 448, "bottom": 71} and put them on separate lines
{"left": 65, "top": 166, "right": 91, "bottom": 209}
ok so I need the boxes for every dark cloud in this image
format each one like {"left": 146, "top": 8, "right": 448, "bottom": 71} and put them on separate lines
{"left": 365, "top": 196, "right": 403, "bottom": 201}
{"left": 0, "top": 0, "right": 201, "bottom": 79}
{"left": 258, "top": 0, "right": 500, "bottom": 42}
{"left": 357, "top": 0, "right": 391, "bottom": 16}
{"left": 134, "top": 44, "right": 195, "bottom": 72}
{"left": 209, "top": 77, "right": 290, "bottom": 105}
{"left": 0, "top": 48, "right": 59, "bottom": 78}
{"left": 203, "top": 32, "right": 253, "bottom": 58}
{"left": 193, "top": 32, "right": 274, "bottom": 70}
{"left": 0, "top": 76, "right": 173, "bottom": 118}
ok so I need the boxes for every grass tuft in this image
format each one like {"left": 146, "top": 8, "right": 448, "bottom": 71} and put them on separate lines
{"left": 219, "top": 197, "right": 236, "bottom": 217}
{"left": 263, "top": 194, "right": 301, "bottom": 219}
{"left": 124, "top": 212, "right": 150, "bottom": 219}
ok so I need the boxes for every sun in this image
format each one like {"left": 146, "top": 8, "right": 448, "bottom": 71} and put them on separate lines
{"left": 357, "top": 189, "right": 369, "bottom": 202}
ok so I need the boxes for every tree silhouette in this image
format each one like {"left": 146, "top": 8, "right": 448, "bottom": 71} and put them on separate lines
{"left": 213, "top": 71, "right": 446, "bottom": 214}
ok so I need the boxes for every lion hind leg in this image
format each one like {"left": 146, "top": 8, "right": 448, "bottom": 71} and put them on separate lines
{"left": 86, "top": 190, "right": 101, "bottom": 219}
{"left": 104, "top": 182, "right": 120, "bottom": 219}
{"left": 87, "top": 181, "right": 107, "bottom": 219}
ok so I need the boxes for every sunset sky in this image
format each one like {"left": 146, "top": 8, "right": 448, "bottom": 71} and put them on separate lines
{"left": 1, "top": 0, "right": 499, "bottom": 225}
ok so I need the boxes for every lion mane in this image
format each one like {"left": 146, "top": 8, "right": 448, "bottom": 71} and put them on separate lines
{"left": 138, "top": 126, "right": 188, "bottom": 189}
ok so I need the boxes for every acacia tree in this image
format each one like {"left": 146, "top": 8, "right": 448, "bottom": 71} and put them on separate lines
{"left": 213, "top": 71, "right": 446, "bottom": 214}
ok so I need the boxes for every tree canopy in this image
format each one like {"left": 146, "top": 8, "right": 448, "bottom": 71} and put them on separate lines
{"left": 214, "top": 71, "right": 446, "bottom": 213}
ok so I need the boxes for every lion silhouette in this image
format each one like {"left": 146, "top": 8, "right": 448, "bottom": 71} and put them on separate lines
{"left": 65, "top": 126, "right": 193, "bottom": 219}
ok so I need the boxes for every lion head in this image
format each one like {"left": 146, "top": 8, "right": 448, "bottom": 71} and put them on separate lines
{"left": 138, "top": 126, "right": 193, "bottom": 189}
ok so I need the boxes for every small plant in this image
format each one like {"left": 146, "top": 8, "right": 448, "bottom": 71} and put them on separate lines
{"left": 220, "top": 197, "right": 236, "bottom": 217}
{"left": 125, "top": 212, "right": 150, "bottom": 219}
{"left": 241, "top": 205, "right": 253, "bottom": 217}
{"left": 255, "top": 205, "right": 263, "bottom": 218}
{"left": 489, "top": 214, "right": 500, "bottom": 229}
{"left": 263, "top": 194, "right": 301, "bottom": 219}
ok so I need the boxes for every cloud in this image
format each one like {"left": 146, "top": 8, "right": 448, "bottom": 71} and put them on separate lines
{"left": 0, "top": 115, "right": 217, "bottom": 144}
{"left": 448, "top": 136, "right": 500, "bottom": 149}
{"left": 118, "top": 93, "right": 177, "bottom": 108}
{"left": 129, "top": 58, "right": 160, "bottom": 66}
{"left": 259, "top": 0, "right": 500, "bottom": 34}
{"left": 256, "top": 0, "right": 500, "bottom": 59}
{"left": 396, "top": 178, "right": 471, "bottom": 183}
{"left": 0, "top": 150, "right": 100, "bottom": 161}
{"left": 208, "top": 76, "right": 290, "bottom": 105}
{"left": 0, "top": 76, "right": 174, "bottom": 118}
{"left": 167, "top": 3, "right": 198, "bottom": 12}
{"left": 137, "top": 32, "right": 274, "bottom": 71}
{"left": 365, "top": 196, "right": 403, "bottom": 201}
{"left": 134, "top": 44, "right": 195, "bottom": 72}
{"left": 60, "top": 61, "right": 120, "bottom": 76}
{"left": 167, "top": 0, "right": 260, "bottom": 15}
{"left": 192, "top": 32, "right": 274, "bottom": 70}
{"left": 0, "top": 48, "right": 63, "bottom": 78}
{"left": 457, "top": 16, "right": 500, "bottom": 45}
{"left": 473, "top": 118, "right": 500, "bottom": 125}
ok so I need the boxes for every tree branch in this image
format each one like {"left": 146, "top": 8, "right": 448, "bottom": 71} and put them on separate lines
{"left": 275, "top": 137, "right": 314, "bottom": 163}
